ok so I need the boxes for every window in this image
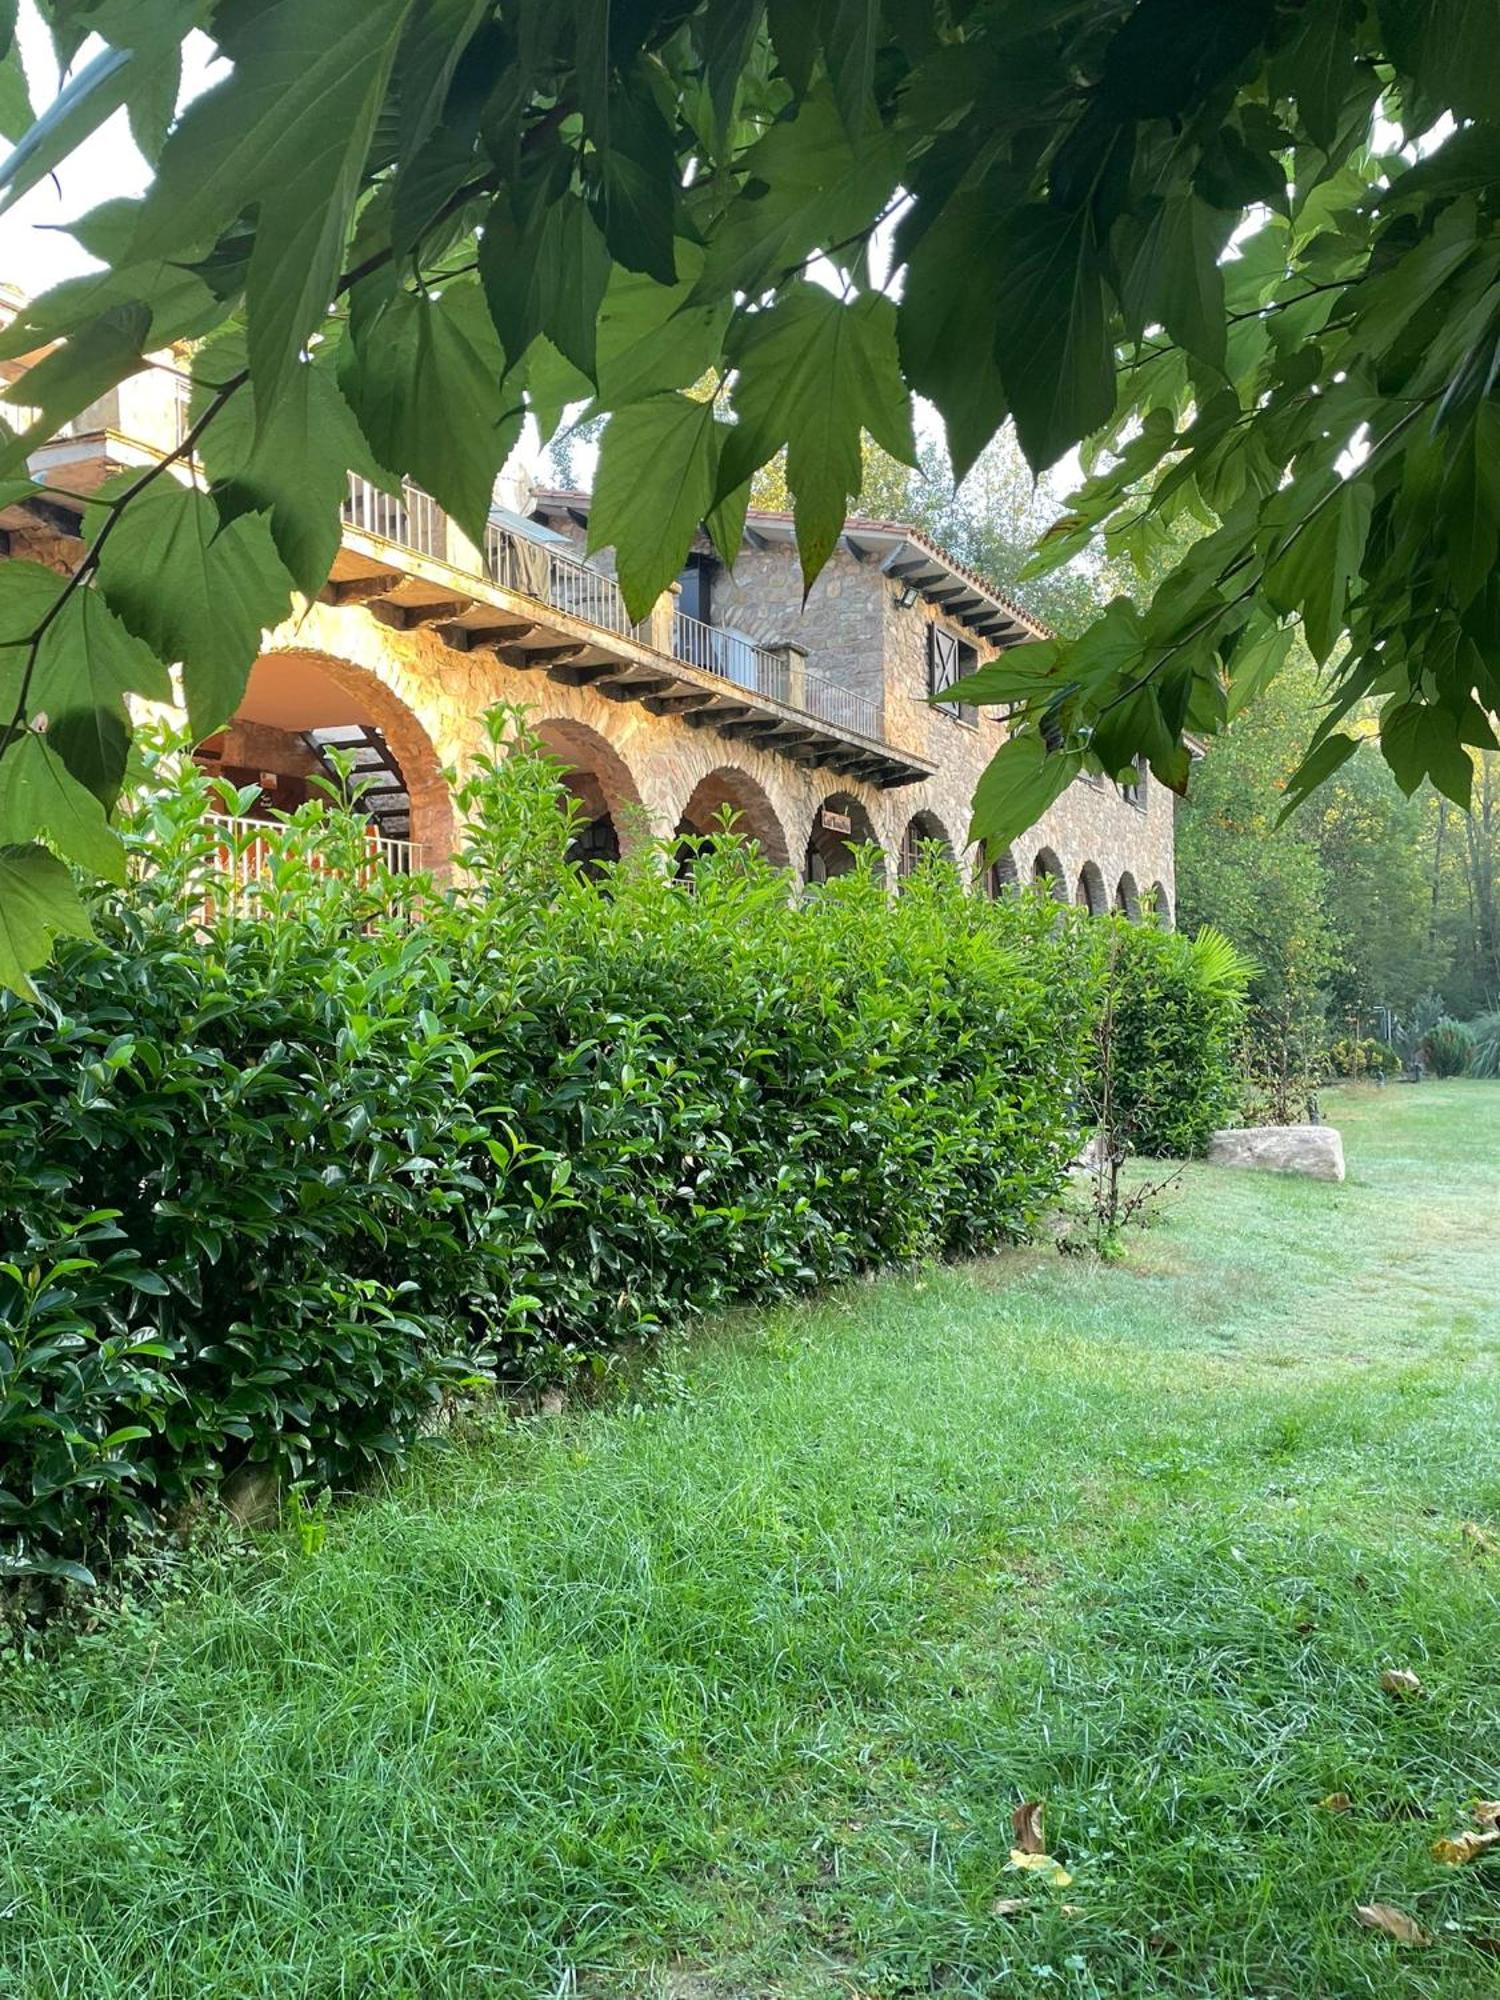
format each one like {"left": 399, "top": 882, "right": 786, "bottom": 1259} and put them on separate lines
{"left": 678, "top": 551, "right": 716, "bottom": 625}
{"left": 927, "top": 625, "right": 978, "bottom": 724}
{"left": 1119, "top": 755, "right": 1147, "bottom": 808}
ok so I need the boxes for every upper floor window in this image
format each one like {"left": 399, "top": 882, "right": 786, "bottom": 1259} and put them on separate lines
{"left": 928, "top": 625, "right": 978, "bottom": 725}
{"left": 678, "top": 551, "right": 716, "bottom": 625}
{"left": 1119, "top": 755, "right": 1147, "bottom": 808}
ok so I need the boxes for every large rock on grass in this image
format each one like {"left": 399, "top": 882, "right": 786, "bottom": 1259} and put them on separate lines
{"left": 1207, "top": 1124, "right": 1345, "bottom": 1183}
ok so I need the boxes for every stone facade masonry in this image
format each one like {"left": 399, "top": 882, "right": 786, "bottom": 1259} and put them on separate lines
{"left": 114, "top": 503, "right": 1173, "bottom": 920}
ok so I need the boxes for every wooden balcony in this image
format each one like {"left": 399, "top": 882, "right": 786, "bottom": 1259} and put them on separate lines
{"left": 22, "top": 424, "right": 936, "bottom": 791}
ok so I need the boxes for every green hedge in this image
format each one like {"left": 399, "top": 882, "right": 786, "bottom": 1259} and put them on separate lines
{"left": 1, "top": 727, "right": 1099, "bottom": 1586}
{"left": 1102, "top": 922, "right": 1252, "bottom": 1158}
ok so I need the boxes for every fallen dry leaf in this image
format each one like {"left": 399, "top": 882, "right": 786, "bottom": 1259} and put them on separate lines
{"left": 1008, "top": 1848, "right": 1073, "bottom": 1887}
{"left": 1461, "top": 1521, "right": 1499, "bottom": 1557}
{"left": 1060, "top": 1905, "right": 1083, "bottom": 1919}
{"left": 1320, "top": 1792, "right": 1355, "bottom": 1813}
{"left": 1356, "top": 1903, "right": 1430, "bottom": 1946}
{"left": 1012, "top": 1800, "right": 1046, "bottom": 1855}
{"left": 1472, "top": 1800, "right": 1500, "bottom": 1830}
{"left": 1432, "top": 1829, "right": 1500, "bottom": 1867}
{"left": 990, "top": 1898, "right": 1029, "bottom": 1918}
{"left": 1379, "top": 1669, "right": 1423, "bottom": 1697}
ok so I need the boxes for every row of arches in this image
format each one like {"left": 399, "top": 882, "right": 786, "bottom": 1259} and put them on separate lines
{"left": 204, "top": 651, "right": 1170, "bottom": 925}
{"left": 1027, "top": 848, "right": 1170, "bottom": 926}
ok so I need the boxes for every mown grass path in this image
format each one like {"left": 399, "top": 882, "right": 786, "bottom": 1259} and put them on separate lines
{"left": 3, "top": 1083, "right": 1498, "bottom": 1998}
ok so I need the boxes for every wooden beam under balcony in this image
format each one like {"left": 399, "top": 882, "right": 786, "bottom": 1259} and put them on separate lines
{"left": 437, "top": 616, "right": 536, "bottom": 651}
{"left": 643, "top": 691, "right": 717, "bottom": 716}
{"left": 497, "top": 641, "right": 586, "bottom": 668}
{"left": 323, "top": 571, "right": 405, "bottom": 606}
{"left": 368, "top": 594, "right": 475, "bottom": 630}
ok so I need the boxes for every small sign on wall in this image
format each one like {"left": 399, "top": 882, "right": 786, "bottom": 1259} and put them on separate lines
{"left": 821, "top": 808, "right": 852, "bottom": 834}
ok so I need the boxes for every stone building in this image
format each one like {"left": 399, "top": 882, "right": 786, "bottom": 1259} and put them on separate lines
{"left": 3, "top": 324, "right": 1174, "bottom": 919}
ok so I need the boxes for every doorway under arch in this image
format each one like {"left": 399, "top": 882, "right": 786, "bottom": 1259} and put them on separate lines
{"left": 1076, "top": 860, "right": 1107, "bottom": 914}
{"left": 673, "top": 765, "right": 792, "bottom": 879}
{"left": 981, "top": 848, "right": 1019, "bottom": 899}
{"left": 533, "top": 717, "right": 647, "bottom": 877}
{"left": 805, "top": 792, "right": 884, "bottom": 884}
{"left": 1031, "top": 847, "right": 1068, "bottom": 903}
{"left": 1115, "top": 871, "right": 1141, "bottom": 921}
{"left": 193, "top": 648, "right": 454, "bottom": 870}
{"left": 898, "top": 809, "right": 957, "bottom": 878}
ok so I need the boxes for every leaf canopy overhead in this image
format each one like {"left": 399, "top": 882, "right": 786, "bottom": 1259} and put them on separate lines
{"left": 0, "top": 0, "right": 1499, "bottom": 976}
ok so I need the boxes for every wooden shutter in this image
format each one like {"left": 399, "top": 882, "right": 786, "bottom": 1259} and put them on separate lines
{"left": 928, "top": 625, "right": 959, "bottom": 714}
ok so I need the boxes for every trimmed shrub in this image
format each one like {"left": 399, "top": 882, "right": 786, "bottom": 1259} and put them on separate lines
{"left": 1102, "top": 921, "right": 1252, "bottom": 1157}
{"left": 1423, "top": 1017, "right": 1474, "bottom": 1077}
{"left": 1466, "top": 1010, "right": 1500, "bottom": 1079}
{"left": 1, "top": 726, "right": 1097, "bottom": 1585}
{"left": 1327, "top": 1035, "right": 1401, "bottom": 1080}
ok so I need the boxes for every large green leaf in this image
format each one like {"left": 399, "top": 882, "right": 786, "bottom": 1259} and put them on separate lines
{"left": 193, "top": 328, "right": 374, "bottom": 595}
{"left": 341, "top": 278, "right": 515, "bottom": 549}
{"left": 593, "top": 84, "right": 678, "bottom": 285}
{"left": 589, "top": 393, "right": 725, "bottom": 621}
{"left": 690, "top": 88, "right": 899, "bottom": 304}
{"left": 991, "top": 204, "right": 1117, "bottom": 473}
{"left": 590, "top": 246, "right": 732, "bottom": 410}
{"left": 1119, "top": 194, "right": 1228, "bottom": 371}
{"left": 88, "top": 481, "right": 293, "bottom": 742}
{"left": 0, "top": 35, "right": 32, "bottom": 143}
{"left": 0, "top": 842, "right": 92, "bottom": 1000}
{"left": 1381, "top": 0, "right": 1500, "bottom": 122}
{"left": 480, "top": 192, "right": 612, "bottom": 378}
{"left": 1441, "top": 401, "right": 1500, "bottom": 608}
{"left": 0, "top": 301, "right": 151, "bottom": 473}
{"left": 1381, "top": 699, "right": 1475, "bottom": 805}
{"left": 1262, "top": 474, "right": 1373, "bottom": 663}
{"left": 1277, "top": 729, "right": 1361, "bottom": 821}
{"left": 897, "top": 186, "right": 1013, "bottom": 484}
{"left": 123, "top": 0, "right": 414, "bottom": 430}
{"left": 969, "top": 733, "right": 1083, "bottom": 855}
{"left": 722, "top": 284, "right": 916, "bottom": 591}
{"left": 0, "top": 561, "right": 168, "bottom": 803}
{"left": 0, "top": 733, "right": 124, "bottom": 882}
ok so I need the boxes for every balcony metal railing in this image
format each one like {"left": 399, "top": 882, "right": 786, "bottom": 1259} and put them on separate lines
{"left": 342, "top": 474, "right": 447, "bottom": 561}
{"left": 202, "top": 812, "right": 424, "bottom": 899}
{"left": 343, "top": 480, "right": 889, "bottom": 745}
{"left": 483, "top": 521, "right": 649, "bottom": 642}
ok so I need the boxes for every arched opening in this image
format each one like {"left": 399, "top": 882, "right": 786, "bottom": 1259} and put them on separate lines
{"left": 1115, "top": 871, "right": 1141, "bottom": 921}
{"left": 980, "top": 848, "right": 1019, "bottom": 899}
{"left": 898, "top": 809, "right": 956, "bottom": 879}
{"left": 193, "top": 649, "right": 453, "bottom": 871}
{"left": 1076, "top": 860, "right": 1107, "bottom": 914}
{"left": 1150, "top": 881, "right": 1174, "bottom": 930}
{"left": 1031, "top": 847, "right": 1068, "bottom": 904}
{"left": 533, "top": 718, "right": 646, "bottom": 879}
{"left": 805, "top": 792, "right": 884, "bottom": 884}
{"left": 673, "top": 766, "right": 791, "bottom": 881}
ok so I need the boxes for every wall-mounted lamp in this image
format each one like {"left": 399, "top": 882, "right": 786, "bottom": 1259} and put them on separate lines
{"left": 893, "top": 582, "right": 920, "bottom": 610}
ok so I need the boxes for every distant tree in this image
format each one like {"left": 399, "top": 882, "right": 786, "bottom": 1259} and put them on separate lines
{"left": 1176, "top": 659, "right": 1339, "bottom": 1063}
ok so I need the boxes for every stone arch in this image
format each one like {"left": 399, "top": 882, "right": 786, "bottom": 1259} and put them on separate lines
{"left": 979, "top": 847, "right": 1019, "bottom": 899}
{"left": 1115, "top": 871, "right": 1141, "bottom": 921}
{"left": 805, "top": 791, "right": 885, "bottom": 884}
{"left": 1150, "top": 880, "right": 1174, "bottom": 930}
{"left": 1076, "top": 859, "right": 1107, "bottom": 914}
{"left": 673, "top": 764, "right": 792, "bottom": 874}
{"left": 533, "top": 716, "right": 647, "bottom": 872}
{"left": 1031, "top": 846, "right": 1068, "bottom": 903}
{"left": 201, "top": 647, "right": 456, "bottom": 869}
{"left": 898, "top": 808, "right": 957, "bottom": 878}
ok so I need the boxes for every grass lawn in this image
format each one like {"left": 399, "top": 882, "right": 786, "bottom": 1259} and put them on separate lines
{"left": 3, "top": 1082, "right": 1499, "bottom": 1998}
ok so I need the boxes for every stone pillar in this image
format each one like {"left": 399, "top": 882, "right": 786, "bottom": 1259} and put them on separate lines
{"left": 443, "top": 517, "right": 485, "bottom": 577}
{"left": 773, "top": 640, "right": 808, "bottom": 710}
